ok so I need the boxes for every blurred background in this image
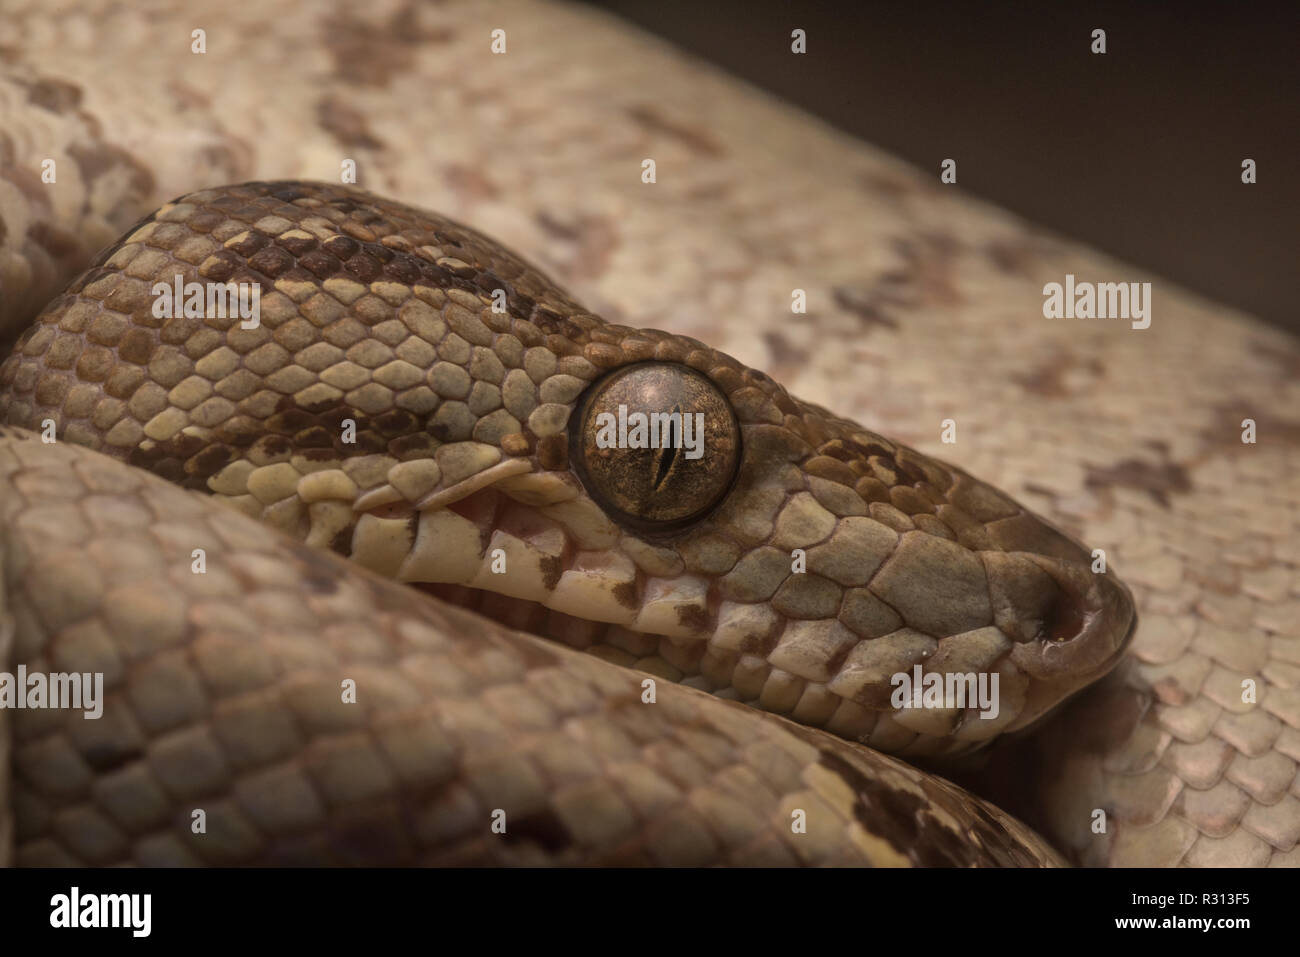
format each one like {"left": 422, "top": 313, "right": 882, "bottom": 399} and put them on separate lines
{"left": 587, "top": 0, "right": 1299, "bottom": 334}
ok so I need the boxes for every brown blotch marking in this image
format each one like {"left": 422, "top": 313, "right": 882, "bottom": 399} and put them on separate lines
{"left": 1085, "top": 457, "right": 1192, "bottom": 508}
{"left": 374, "top": 408, "right": 418, "bottom": 435}
{"left": 1022, "top": 482, "right": 1057, "bottom": 500}
{"left": 323, "top": 236, "right": 359, "bottom": 260}
{"left": 355, "top": 430, "right": 389, "bottom": 454}
{"left": 832, "top": 285, "right": 899, "bottom": 331}
{"left": 816, "top": 750, "right": 916, "bottom": 859}
{"left": 317, "top": 405, "right": 364, "bottom": 430}
{"left": 316, "top": 95, "right": 385, "bottom": 151}
{"left": 300, "top": 447, "right": 342, "bottom": 462}
{"left": 858, "top": 171, "right": 916, "bottom": 202}
{"left": 532, "top": 213, "right": 620, "bottom": 281}
{"left": 674, "top": 603, "right": 710, "bottom": 632}
{"left": 473, "top": 270, "right": 509, "bottom": 297}
{"left": 292, "top": 426, "right": 335, "bottom": 449}
{"left": 1249, "top": 338, "right": 1300, "bottom": 380}
{"left": 329, "top": 523, "right": 356, "bottom": 557}
{"left": 763, "top": 331, "right": 810, "bottom": 376}
{"left": 385, "top": 256, "right": 422, "bottom": 285}
{"left": 24, "top": 77, "right": 83, "bottom": 113}
{"left": 539, "top": 554, "right": 563, "bottom": 593}
{"left": 25, "top": 219, "right": 82, "bottom": 259}
{"left": 1012, "top": 359, "right": 1070, "bottom": 399}
{"left": 188, "top": 444, "right": 234, "bottom": 478}
{"left": 225, "top": 231, "right": 269, "bottom": 258}
{"left": 984, "top": 238, "right": 1037, "bottom": 275}
{"left": 818, "top": 749, "right": 999, "bottom": 867}
{"left": 536, "top": 434, "right": 567, "bottom": 471}
{"left": 625, "top": 104, "right": 725, "bottom": 157}
{"left": 511, "top": 293, "right": 539, "bottom": 322}
{"left": 269, "top": 185, "right": 310, "bottom": 204}
{"left": 892, "top": 233, "right": 962, "bottom": 306}
{"left": 534, "top": 214, "right": 582, "bottom": 242}
{"left": 444, "top": 164, "right": 499, "bottom": 201}
{"left": 389, "top": 433, "right": 438, "bottom": 457}
{"left": 277, "top": 232, "right": 318, "bottom": 257}
{"left": 298, "top": 249, "right": 342, "bottom": 279}
{"left": 895, "top": 459, "right": 928, "bottom": 487}
{"left": 295, "top": 394, "right": 350, "bottom": 417}
{"left": 213, "top": 420, "right": 261, "bottom": 447}
{"left": 817, "top": 439, "right": 860, "bottom": 464}
{"left": 611, "top": 580, "right": 639, "bottom": 611}
{"left": 201, "top": 253, "right": 239, "bottom": 282}
{"left": 257, "top": 434, "right": 293, "bottom": 457}
{"left": 437, "top": 257, "right": 476, "bottom": 280}
{"left": 268, "top": 408, "right": 317, "bottom": 433}
{"left": 849, "top": 439, "right": 895, "bottom": 462}
{"left": 364, "top": 241, "right": 395, "bottom": 264}
{"left": 127, "top": 431, "right": 211, "bottom": 487}
{"left": 530, "top": 307, "right": 566, "bottom": 336}
{"left": 345, "top": 253, "right": 381, "bottom": 283}
{"left": 65, "top": 140, "right": 156, "bottom": 208}
{"left": 1010, "top": 352, "right": 1104, "bottom": 399}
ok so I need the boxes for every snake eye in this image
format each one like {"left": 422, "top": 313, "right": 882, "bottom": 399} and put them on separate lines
{"left": 569, "top": 362, "right": 741, "bottom": 530}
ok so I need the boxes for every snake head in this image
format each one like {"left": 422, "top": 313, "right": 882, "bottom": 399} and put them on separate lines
{"left": 0, "top": 181, "right": 1136, "bottom": 762}
{"left": 546, "top": 355, "right": 1137, "bottom": 758}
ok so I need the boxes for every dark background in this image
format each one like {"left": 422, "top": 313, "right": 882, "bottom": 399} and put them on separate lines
{"left": 586, "top": 0, "right": 1298, "bottom": 335}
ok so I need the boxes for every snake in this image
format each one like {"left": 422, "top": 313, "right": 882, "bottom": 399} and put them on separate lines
{"left": 1, "top": 1, "right": 1296, "bottom": 868}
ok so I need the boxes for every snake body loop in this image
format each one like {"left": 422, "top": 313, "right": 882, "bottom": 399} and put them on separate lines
{"left": 0, "top": 181, "right": 1143, "bottom": 866}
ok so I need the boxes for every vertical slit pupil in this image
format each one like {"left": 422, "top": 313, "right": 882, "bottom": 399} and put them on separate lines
{"left": 653, "top": 404, "right": 682, "bottom": 491}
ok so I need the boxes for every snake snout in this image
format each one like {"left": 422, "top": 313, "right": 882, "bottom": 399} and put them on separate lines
{"left": 1001, "top": 551, "right": 1137, "bottom": 706}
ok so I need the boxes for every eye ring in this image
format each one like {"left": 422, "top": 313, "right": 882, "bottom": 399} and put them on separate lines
{"left": 568, "top": 361, "right": 742, "bottom": 533}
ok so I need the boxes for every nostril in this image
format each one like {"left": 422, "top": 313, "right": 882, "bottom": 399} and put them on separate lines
{"left": 1036, "top": 585, "right": 1086, "bottom": 644}
{"left": 983, "top": 549, "right": 1121, "bottom": 676}
{"left": 983, "top": 551, "right": 1087, "bottom": 644}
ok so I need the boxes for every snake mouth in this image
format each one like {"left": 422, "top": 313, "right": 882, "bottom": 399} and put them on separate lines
{"left": 414, "top": 582, "right": 716, "bottom": 681}
{"left": 372, "top": 467, "right": 1141, "bottom": 756}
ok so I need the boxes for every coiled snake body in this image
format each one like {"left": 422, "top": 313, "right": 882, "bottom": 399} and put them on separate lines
{"left": 1, "top": 181, "right": 1136, "bottom": 866}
